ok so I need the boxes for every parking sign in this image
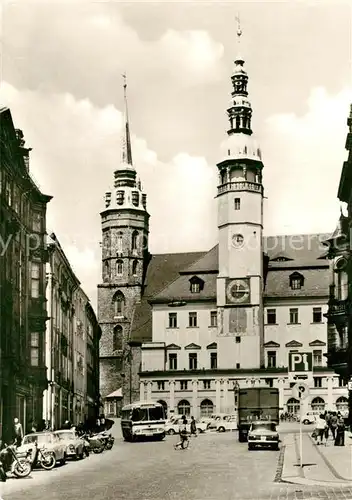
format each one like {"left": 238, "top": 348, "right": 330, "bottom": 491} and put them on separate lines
{"left": 288, "top": 352, "right": 313, "bottom": 373}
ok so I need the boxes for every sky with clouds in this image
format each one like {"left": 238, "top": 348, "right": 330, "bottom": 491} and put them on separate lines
{"left": 0, "top": 0, "right": 351, "bottom": 308}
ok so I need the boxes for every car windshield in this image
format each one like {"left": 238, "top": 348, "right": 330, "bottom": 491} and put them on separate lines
{"left": 251, "top": 422, "right": 277, "bottom": 432}
{"left": 56, "top": 432, "right": 75, "bottom": 440}
{"left": 23, "top": 434, "right": 53, "bottom": 445}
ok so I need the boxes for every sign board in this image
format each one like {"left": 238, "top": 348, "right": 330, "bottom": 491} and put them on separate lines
{"left": 348, "top": 381, "right": 352, "bottom": 391}
{"left": 288, "top": 352, "right": 313, "bottom": 373}
{"left": 292, "top": 382, "right": 310, "bottom": 400}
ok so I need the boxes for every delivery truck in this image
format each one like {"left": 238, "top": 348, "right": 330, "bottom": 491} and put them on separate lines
{"left": 237, "top": 387, "right": 279, "bottom": 442}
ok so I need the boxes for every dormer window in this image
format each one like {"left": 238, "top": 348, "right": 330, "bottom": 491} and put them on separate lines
{"left": 289, "top": 272, "right": 304, "bottom": 290}
{"left": 189, "top": 276, "right": 204, "bottom": 293}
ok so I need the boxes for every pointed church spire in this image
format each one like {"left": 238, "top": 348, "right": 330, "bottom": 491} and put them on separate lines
{"left": 121, "top": 73, "right": 133, "bottom": 167}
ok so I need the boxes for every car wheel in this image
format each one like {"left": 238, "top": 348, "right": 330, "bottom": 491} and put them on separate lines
{"left": 303, "top": 419, "right": 310, "bottom": 425}
{"left": 168, "top": 429, "right": 175, "bottom": 435}
{"left": 272, "top": 445, "right": 279, "bottom": 451}
{"left": 218, "top": 426, "right": 225, "bottom": 433}
{"left": 197, "top": 428, "right": 203, "bottom": 434}
{"left": 248, "top": 444, "right": 254, "bottom": 451}
{"left": 60, "top": 453, "right": 66, "bottom": 465}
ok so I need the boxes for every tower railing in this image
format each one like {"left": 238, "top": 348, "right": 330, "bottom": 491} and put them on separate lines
{"left": 217, "top": 181, "right": 263, "bottom": 195}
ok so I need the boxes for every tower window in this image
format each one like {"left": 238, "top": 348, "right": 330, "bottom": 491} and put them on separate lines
{"left": 132, "top": 231, "right": 138, "bottom": 252}
{"left": 117, "top": 232, "right": 123, "bottom": 254}
{"left": 116, "top": 260, "right": 123, "bottom": 275}
{"left": 103, "top": 261, "right": 110, "bottom": 282}
{"left": 234, "top": 198, "right": 241, "bottom": 210}
{"left": 113, "top": 325, "right": 123, "bottom": 351}
{"left": 132, "top": 260, "right": 138, "bottom": 276}
{"left": 132, "top": 191, "right": 139, "bottom": 207}
{"left": 113, "top": 291, "right": 125, "bottom": 317}
{"left": 116, "top": 190, "right": 124, "bottom": 205}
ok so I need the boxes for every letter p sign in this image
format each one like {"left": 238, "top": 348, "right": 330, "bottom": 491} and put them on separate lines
{"left": 288, "top": 352, "right": 313, "bottom": 373}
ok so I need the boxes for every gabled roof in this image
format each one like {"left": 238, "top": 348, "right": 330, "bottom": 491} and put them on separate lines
{"left": 309, "top": 339, "right": 326, "bottom": 347}
{"left": 105, "top": 388, "right": 123, "bottom": 399}
{"left": 185, "top": 343, "right": 201, "bottom": 350}
{"left": 264, "top": 341, "right": 280, "bottom": 348}
{"left": 179, "top": 246, "right": 218, "bottom": 274}
{"left": 264, "top": 269, "right": 329, "bottom": 298}
{"left": 166, "top": 343, "right": 181, "bottom": 350}
{"left": 206, "top": 342, "right": 217, "bottom": 349}
{"left": 285, "top": 340, "right": 303, "bottom": 348}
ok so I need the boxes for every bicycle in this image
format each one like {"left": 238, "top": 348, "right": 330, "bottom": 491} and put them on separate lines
{"left": 174, "top": 433, "right": 190, "bottom": 450}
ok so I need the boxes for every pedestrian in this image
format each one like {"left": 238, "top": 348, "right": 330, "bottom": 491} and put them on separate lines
{"left": 334, "top": 416, "right": 345, "bottom": 446}
{"left": 315, "top": 414, "right": 327, "bottom": 445}
{"left": 174, "top": 416, "right": 189, "bottom": 449}
{"left": 190, "top": 416, "right": 197, "bottom": 437}
{"left": 13, "top": 418, "right": 23, "bottom": 447}
{"left": 330, "top": 412, "right": 338, "bottom": 440}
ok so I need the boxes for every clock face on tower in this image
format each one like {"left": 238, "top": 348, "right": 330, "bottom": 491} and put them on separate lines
{"left": 232, "top": 233, "right": 244, "bottom": 249}
{"left": 226, "top": 279, "right": 250, "bottom": 305}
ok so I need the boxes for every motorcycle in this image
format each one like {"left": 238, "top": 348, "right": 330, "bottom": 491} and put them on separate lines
{"left": 0, "top": 444, "right": 32, "bottom": 481}
{"left": 81, "top": 433, "right": 104, "bottom": 454}
{"left": 18, "top": 442, "right": 56, "bottom": 470}
{"left": 93, "top": 431, "right": 114, "bottom": 451}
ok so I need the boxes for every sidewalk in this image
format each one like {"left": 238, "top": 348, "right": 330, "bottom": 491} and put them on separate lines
{"left": 281, "top": 431, "right": 352, "bottom": 487}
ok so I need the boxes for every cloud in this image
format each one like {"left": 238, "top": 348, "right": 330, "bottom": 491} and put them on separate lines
{"left": 0, "top": 82, "right": 217, "bottom": 307}
{"left": 262, "top": 86, "right": 352, "bottom": 236}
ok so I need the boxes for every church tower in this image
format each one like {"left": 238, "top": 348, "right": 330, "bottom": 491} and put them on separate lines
{"left": 98, "top": 77, "right": 150, "bottom": 406}
{"left": 216, "top": 21, "right": 265, "bottom": 369}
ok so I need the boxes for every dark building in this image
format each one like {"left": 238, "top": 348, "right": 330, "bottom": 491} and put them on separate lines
{"left": 0, "top": 107, "right": 52, "bottom": 440}
{"left": 325, "top": 104, "right": 352, "bottom": 420}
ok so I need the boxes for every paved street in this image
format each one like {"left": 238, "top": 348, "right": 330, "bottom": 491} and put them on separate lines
{"left": 1, "top": 424, "right": 352, "bottom": 500}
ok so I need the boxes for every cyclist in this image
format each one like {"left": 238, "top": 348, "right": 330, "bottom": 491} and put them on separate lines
{"left": 174, "top": 416, "right": 189, "bottom": 449}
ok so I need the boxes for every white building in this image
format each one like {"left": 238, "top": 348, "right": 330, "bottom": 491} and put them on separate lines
{"left": 124, "top": 29, "right": 348, "bottom": 419}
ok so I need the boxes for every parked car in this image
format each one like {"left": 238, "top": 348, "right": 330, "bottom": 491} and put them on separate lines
{"left": 301, "top": 411, "right": 319, "bottom": 425}
{"left": 207, "top": 414, "right": 238, "bottom": 432}
{"left": 18, "top": 432, "right": 66, "bottom": 465}
{"left": 247, "top": 421, "right": 280, "bottom": 450}
{"left": 165, "top": 417, "right": 207, "bottom": 435}
{"left": 54, "top": 430, "right": 85, "bottom": 460}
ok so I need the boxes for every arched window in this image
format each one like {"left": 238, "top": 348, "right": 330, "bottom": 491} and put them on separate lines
{"left": 157, "top": 400, "right": 167, "bottom": 418}
{"left": 177, "top": 399, "right": 191, "bottom": 416}
{"left": 113, "top": 325, "right": 123, "bottom": 351}
{"left": 200, "top": 399, "right": 214, "bottom": 417}
{"left": 132, "top": 260, "right": 138, "bottom": 276}
{"left": 286, "top": 398, "right": 300, "bottom": 415}
{"left": 336, "top": 396, "right": 348, "bottom": 413}
{"left": 113, "top": 291, "right": 125, "bottom": 317}
{"left": 335, "top": 269, "right": 348, "bottom": 301}
{"left": 117, "top": 232, "right": 123, "bottom": 254}
{"left": 236, "top": 115, "right": 240, "bottom": 129}
{"left": 116, "top": 260, "right": 123, "bottom": 275}
{"left": 103, "top": 261, "right": 110, "bottom": 282}
{"left": 311, "top": 397, "right": 325, "bottom": 412}
{"left": 132, "top": 231, "right": 138, "bottom": 252}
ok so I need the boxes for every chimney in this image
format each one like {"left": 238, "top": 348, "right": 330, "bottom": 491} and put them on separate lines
{"left": 15, "top": 128, "right": 32, "bottom": 172}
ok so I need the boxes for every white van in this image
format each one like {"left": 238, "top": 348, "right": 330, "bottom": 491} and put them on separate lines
{"left": 301, "top": 411, "right": 319, "bottom": 425}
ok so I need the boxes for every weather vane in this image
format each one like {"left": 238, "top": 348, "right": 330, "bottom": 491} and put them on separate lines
{"left": 122, "top": 72, "right": 127, "bottom": 91}
{"left": 235, "top": 13, "right": 242, "bottom": 39}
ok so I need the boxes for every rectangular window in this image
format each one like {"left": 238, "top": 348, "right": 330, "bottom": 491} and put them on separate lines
{"left": 210, "top": 311, "right": 217, "bottom": 327}
{"left": 203, "top": 380, "right": 211, "bottom": 390}
{"left": 266, "top": 309, "right": 276, "bottom": 324}
{"left": 210, "top": 352, "right": 217, "bottom": 369}
{"left": 189, "top": 353, "right": 197, "bottom": 370}
{"left": 188, "top": 312, "right": 198, "bottom": 328}
{"left": 30, "top": 332, "right": 39, "bottom": 366}
{"left": 180, "top": 381, "right": 188, "bottom": 390}
{"left": 190, "top": 282, "right": 200, "bottom": 293}
{"left": 313, "top": 350, "right": 322, "bottom": 367}
{"left": 157, "top": 381, "right": 165, "bottom": 391}
{"left": 169, "top": 353, "right": 177, "bottom": 370}
{"left": 168, "top": 313, "right": 177, "bottom": 328}
{"left": 314, "top": 377, "right": 322, "bottom": 388}
{"left": 313, "top": 307, "right": 322, "bottom": 323}
{"left": 234, "top": 197, "right": 241, "bottom": 210}
{"left": 267, "top": 351, "right": 277, "bottom": 368}
{"left": 236, "top": 363, "right": 240, "bottom": 369}
{"left": 289, "top": 308, "right": 299, "bottom": 324}
{"left": 31, "top": 262, "right": 40, "bottom": 298}
{"left": 235, "top": 336, "right": 241, "bottom": 343}
{"left": 32, "top": 212, "right": 41, "bottom": 232}
{"left": 290, "top": 278, "right": 302, "bottom": 290}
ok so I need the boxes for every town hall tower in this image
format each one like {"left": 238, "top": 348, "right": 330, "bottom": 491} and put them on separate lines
{"left": 216, "top": 22, "right": 265, "bottom": 369}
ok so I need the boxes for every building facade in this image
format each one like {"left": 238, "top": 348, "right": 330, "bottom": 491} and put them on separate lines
{"left": 325, "top": 104, "right": 352, "bottom": 420}
{"left": 43, "top": 233, "right": 101, "bottom": 429}
{"left": 98, "top": 80, "right": 150, "bottom": 407}
{"left": 133, "top": 31, "right": 348, "bottom": 418}
{"left": 0, "top": 107, "right": 52, "bottom": 441}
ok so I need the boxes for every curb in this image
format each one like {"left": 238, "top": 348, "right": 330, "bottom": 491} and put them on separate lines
{"left": 274, "top": 444, "right": 285, "bottom": 482}
{"left": 308, "top": 433, "right": 351, "bottom": 482}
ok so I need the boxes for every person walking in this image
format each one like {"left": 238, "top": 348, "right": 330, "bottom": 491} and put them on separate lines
{"left": 174, "top": 416, "right": 189, "bottom": 450}
{"left": 190, "top": 416, "right": 197, "bottom": 437}
{"left": 13, "top": 418, "right": 23, "bottom": 447}
{"left": 330, "top": 412, "right": 338, "bottom": 441}
{"left": 334, "top": 416, "right": 345, "bottom": 446}
{"left": 315, "top": 414, "right": 327, "bottom": 445}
